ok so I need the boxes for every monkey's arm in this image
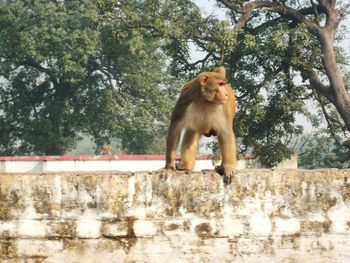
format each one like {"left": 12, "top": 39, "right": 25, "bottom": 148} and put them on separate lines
{"left": 218, "top": 86, "right": 237, "bottom": 184}
{"left": 217, "top": 131, "right": 237, "bottom": 184}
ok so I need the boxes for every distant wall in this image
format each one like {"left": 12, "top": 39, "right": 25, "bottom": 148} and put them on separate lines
{"left": 0, "top": 155, "right": 214, "bottom": 173}
{"left": 0, "top": 154, "right": 298, "bottom": 173}
{"left": 1, "top": 169, "right": 349, "bottom": 262}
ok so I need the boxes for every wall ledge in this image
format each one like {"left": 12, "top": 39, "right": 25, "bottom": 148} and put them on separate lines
{"left": 1, "top": 169, "right": 350, "bottom": 262}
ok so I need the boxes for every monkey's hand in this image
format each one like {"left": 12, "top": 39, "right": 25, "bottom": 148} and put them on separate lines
{"left": 215, "top": 164, "right": 235, "bottom": 185}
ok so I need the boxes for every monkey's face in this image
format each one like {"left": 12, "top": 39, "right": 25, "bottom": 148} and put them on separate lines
{"left": 201, "top": 76, "right": 228, "bottom": 104}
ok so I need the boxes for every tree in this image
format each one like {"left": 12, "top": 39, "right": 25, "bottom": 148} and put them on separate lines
{"left": 2, "top": 0, "right": 349, "bottom": 166}
{"left": 159, "top": 0, "right": 349, "bottom": 166}
{"left": 215, "top": 0, "right": 349, "bottom": 119}
{"left": 298, "top": 130, "right": 348, "bottom": 168}
{"left": 216, "top": 0, "right": 350, "bottom": 166}
{"left": 0, "top": 0, "right": 178, "bottom": 155}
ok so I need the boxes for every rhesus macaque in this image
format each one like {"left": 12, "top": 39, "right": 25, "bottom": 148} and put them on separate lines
{"left": 100, "top": 145, "right": 113, "bottom": 155}
{"left": 165, "top": 67, "right": 237, "bottom": 184}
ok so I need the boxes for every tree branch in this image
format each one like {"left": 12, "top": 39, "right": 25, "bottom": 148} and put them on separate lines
{"left": 306, "top": 69, "right": 334, "bottom": 102}
{"left": 24, "top": 59, "right": 59, "bottom": 88}
{"left": 184, "top": 51, "right": 214, "bottom": 71}
{"left": 237, "top": 64, "right": 286, "bottom": 100}
{"left": 217, "top": 0, "right": 321, "bottom": 35}
{"left": 248, "top": 17, "right": 285, "bottom": 34}
{"left": 312, "top": 89, "right": 341, "bottom": 144}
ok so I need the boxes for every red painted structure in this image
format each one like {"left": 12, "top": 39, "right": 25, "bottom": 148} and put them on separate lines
{"left": 0, "top": 155, "right": 217, "bottom": 161}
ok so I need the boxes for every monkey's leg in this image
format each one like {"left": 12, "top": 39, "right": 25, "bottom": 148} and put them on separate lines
{"left": 165, "top": 123, "right": 182, "bottom": 170}
{"left": 218, "top": 131, "right": 237, "bottom": 184}
{"left": 177, "top": 129, "right": 201, "bottom": 170}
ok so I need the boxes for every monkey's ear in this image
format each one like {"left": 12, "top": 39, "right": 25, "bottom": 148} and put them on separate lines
{"left": 214, "top": 67, "right": 226, "bottom": 78}
{"left": 200, "top": 74, "right": 209, "bottom": 87}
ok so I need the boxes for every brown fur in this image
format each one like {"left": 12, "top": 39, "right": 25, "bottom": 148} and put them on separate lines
{"left": 100, "top": 145, "right": 112, "bottom": 155}
{"left": 165, "top": 67, "right": 237, "bottom": 184}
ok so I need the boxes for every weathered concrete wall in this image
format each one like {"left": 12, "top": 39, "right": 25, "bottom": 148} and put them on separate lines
{"left": 0, "top": 169, "right": 350, "bottom": 262}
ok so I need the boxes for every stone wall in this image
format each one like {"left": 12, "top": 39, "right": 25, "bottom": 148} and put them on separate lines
{"left": 0, "top": 169, "right": 350, "bottom": 262}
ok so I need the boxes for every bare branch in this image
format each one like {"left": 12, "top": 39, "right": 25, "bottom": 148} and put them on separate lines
{"left": 217, "top": 0, "right": 321, "bottom": 35}
{"left": 310, "top": 0, "right": 321, "bottom": 26}
{"left": 186, "top": 52, "right": 214, "bottom": 69}
{"left": 307, "top": 69, "right": 334, "bottom": 102}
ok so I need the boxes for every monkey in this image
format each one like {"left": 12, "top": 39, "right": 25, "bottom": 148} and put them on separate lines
{"left": 100, "top": 145, "right": 113, "bottom": 155}
{"left": 165, "top": 66, "right": 237, "bottom": 184}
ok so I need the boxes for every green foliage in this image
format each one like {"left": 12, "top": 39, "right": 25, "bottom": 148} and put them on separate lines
{"left": 162, "top": 1, "right": 349, "bottom": 167}
{"left": 0, "top": 0, "right": 178, "bottom": 155}
{"left": 1, "top": 0, "right": 349, "bottom": 167}
{"left": 298, "top": 131, "right": 348, "bottom": 168}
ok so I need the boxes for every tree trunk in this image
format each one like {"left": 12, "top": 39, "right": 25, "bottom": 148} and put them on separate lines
{"left": 318, "top": 30, "right": 350, "bottom": 131}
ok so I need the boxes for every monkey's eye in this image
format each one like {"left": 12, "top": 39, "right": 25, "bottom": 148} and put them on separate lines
{"left": 219, "top": 82, "right": 225, "bottom": 87}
